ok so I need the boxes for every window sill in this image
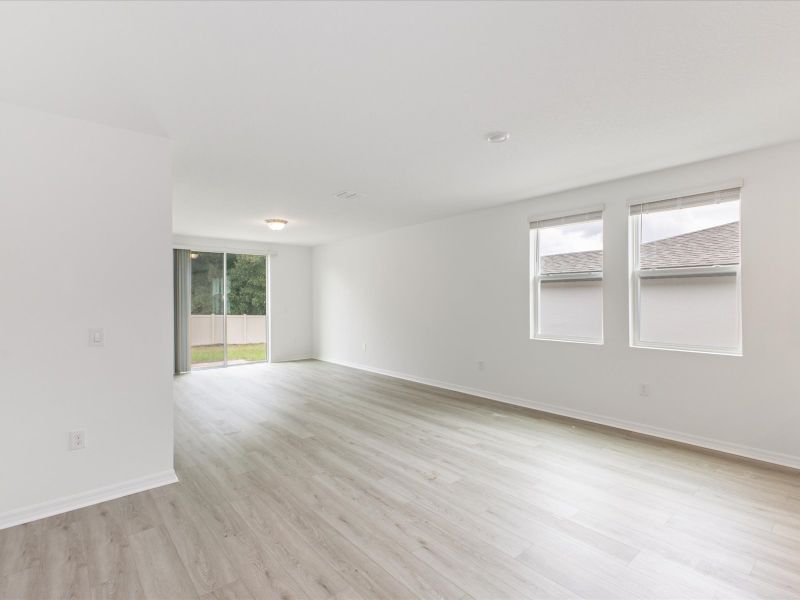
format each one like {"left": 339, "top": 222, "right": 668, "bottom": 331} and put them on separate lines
{"left": 630, "top": 342, "right": 742, "bottom": 357}
{"left": 531, "top": 336, "right": 604, "bottom": 346}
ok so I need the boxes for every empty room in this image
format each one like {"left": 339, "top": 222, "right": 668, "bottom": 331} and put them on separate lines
{"left": 2, "top": 1, "right": 800, "bottom": 599}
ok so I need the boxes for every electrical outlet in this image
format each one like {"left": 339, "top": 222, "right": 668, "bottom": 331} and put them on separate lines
{"left": 477, "top": 360, "right": 485, "bottom": 371}
{"left": 69, "top": 430, "right": 86, "bottom": 450}
{"left": 639, "top": 383, "right": 650, "bottom": 397}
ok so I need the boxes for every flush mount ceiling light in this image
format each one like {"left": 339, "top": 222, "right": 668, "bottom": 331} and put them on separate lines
{"left": 334, "top": 190, "right": 360, "bottom": 200}
{"left": 190, "top": 252, "right": 199, "bottom": 260}
{"left": 264, "top": 218, "right": 288, "bottom": 231}
{"left": 486, "top": 131, "right": 510, "bottom": 143}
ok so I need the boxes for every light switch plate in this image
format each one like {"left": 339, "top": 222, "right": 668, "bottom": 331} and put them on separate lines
{"left": 88, "top": 328, "right": 104, "bottom": 347}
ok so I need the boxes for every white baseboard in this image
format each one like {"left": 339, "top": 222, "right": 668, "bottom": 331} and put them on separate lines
{"left": 271, "top": 354, "right": 314, "bottom": 363}
{"left": 316, "top": 357, "right": 800, "bottom": 471}
{"left": 0, "top": 470, "right": 178, "bottom": 530}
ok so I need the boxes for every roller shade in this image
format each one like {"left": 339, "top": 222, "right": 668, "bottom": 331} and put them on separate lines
{"left": 630, "top": 187, "right": 740, "bottom": 216}
{"left": 530, "top": 209, "right": 603, "bottom": 230}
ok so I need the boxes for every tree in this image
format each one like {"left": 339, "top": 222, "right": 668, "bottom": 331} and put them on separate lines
{"left": 226, "top": 254, "right": 267, "bottom": 315}
{"left": 190, "top": 253, "right": 267, "bottom": 315}
{"left": 191, "top": 253, "right": 223, "bottom": 314}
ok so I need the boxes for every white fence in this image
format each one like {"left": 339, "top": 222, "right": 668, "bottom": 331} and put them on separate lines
{"left": 538, "top": 276, "right": 738, "bottom": 347}
{"left": 539, "top": 280, "right": 603, "bottom": 340}
{"left": 638, "top": 275, "right": 738, "bottom": 348}
{"left": 190, "top": 314, "right": 267, "bottom": 346}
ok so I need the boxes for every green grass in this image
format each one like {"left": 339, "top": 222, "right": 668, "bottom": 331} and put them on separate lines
{"left": 191, "top": 343, "right": 267, "bottom": 365}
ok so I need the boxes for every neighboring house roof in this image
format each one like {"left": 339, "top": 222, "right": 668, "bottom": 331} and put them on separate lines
{"left": 540, "top": 221, "right": 740, "bottom": 274}
{"left": 541, "top": 249, "right": 603, "bottom": 274}
{"left": 639, "top": 221, "right": 740, "bottom": 269}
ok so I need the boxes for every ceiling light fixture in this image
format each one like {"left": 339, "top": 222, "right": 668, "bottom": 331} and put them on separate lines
{"left": 190, "top": 252, "right": 199, "bottom": 260}
{"left": 334, "top": 190, "right": 360, "bottom": 200}
{"left": 265, "top": 218, "right": 288, "bottom": 231}
{"left": 486, "top": 131, "right": 510, "bottom": 143}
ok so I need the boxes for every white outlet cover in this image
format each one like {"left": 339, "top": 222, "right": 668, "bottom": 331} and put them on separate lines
{"left": 69, "top": 430, "right": 86, "bottom": 450}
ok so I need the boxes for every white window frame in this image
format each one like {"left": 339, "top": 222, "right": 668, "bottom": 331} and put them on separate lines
{"left": 628, "top": 185, "right": 742, "bottom": 356}
{"left": 529, "top": 207, "right": 604, "bottom": 345}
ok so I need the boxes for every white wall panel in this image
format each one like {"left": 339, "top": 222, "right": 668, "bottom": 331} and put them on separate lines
{"left": 313, "top": 142, "right": 800, "bottom": 467}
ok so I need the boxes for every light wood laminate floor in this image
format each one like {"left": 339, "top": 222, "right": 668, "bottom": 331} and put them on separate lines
{"left": 2, "top": 360, "right": 800, "bottom": 599}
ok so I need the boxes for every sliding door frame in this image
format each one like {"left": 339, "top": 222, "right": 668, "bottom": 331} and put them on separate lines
{"left": 178, "top": 244, "right": 273, "bottom": 370}
{"left": 266, "top": 255, "right": 272, "bottom": 364}
{"left": 222, "top": 254, "right": 228, "bottom": 366}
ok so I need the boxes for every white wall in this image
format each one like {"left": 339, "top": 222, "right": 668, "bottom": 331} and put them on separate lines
{"left": 313, "top": 142, "right": 800, "bottom": 468}
{"left": 0, "top": 103, "right": 175, "bottom": 526}
{"left": 172, "top": 235, "right": 313, "bottom": 362}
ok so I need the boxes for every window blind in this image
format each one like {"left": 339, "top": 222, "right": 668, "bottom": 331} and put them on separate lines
{"left": 530, "top": 209, "right": 603, "bottom": 230}
{"left": 629, "top": 187, "right": 740, "bottom": 216}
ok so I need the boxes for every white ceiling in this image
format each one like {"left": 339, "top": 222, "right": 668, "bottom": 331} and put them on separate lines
{"left": 2, "top": 1, "right": 800, "bottom": 246}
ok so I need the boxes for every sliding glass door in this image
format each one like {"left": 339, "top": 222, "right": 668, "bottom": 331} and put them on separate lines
{"left": 190, "top": 252, "right": 225, "bottom": 368}
{"left": 189, "top": 251, "right": 268, "bottom": 370}
{"left": 225, "top": 253, "right": 268, "bottom": 365}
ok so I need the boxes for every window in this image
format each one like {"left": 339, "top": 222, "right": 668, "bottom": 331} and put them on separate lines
{"left": 629, "top": 186, "right": 741, "bottom": 355}
{"left": 530, "top": 209, "right": 603, "bottom": 343}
